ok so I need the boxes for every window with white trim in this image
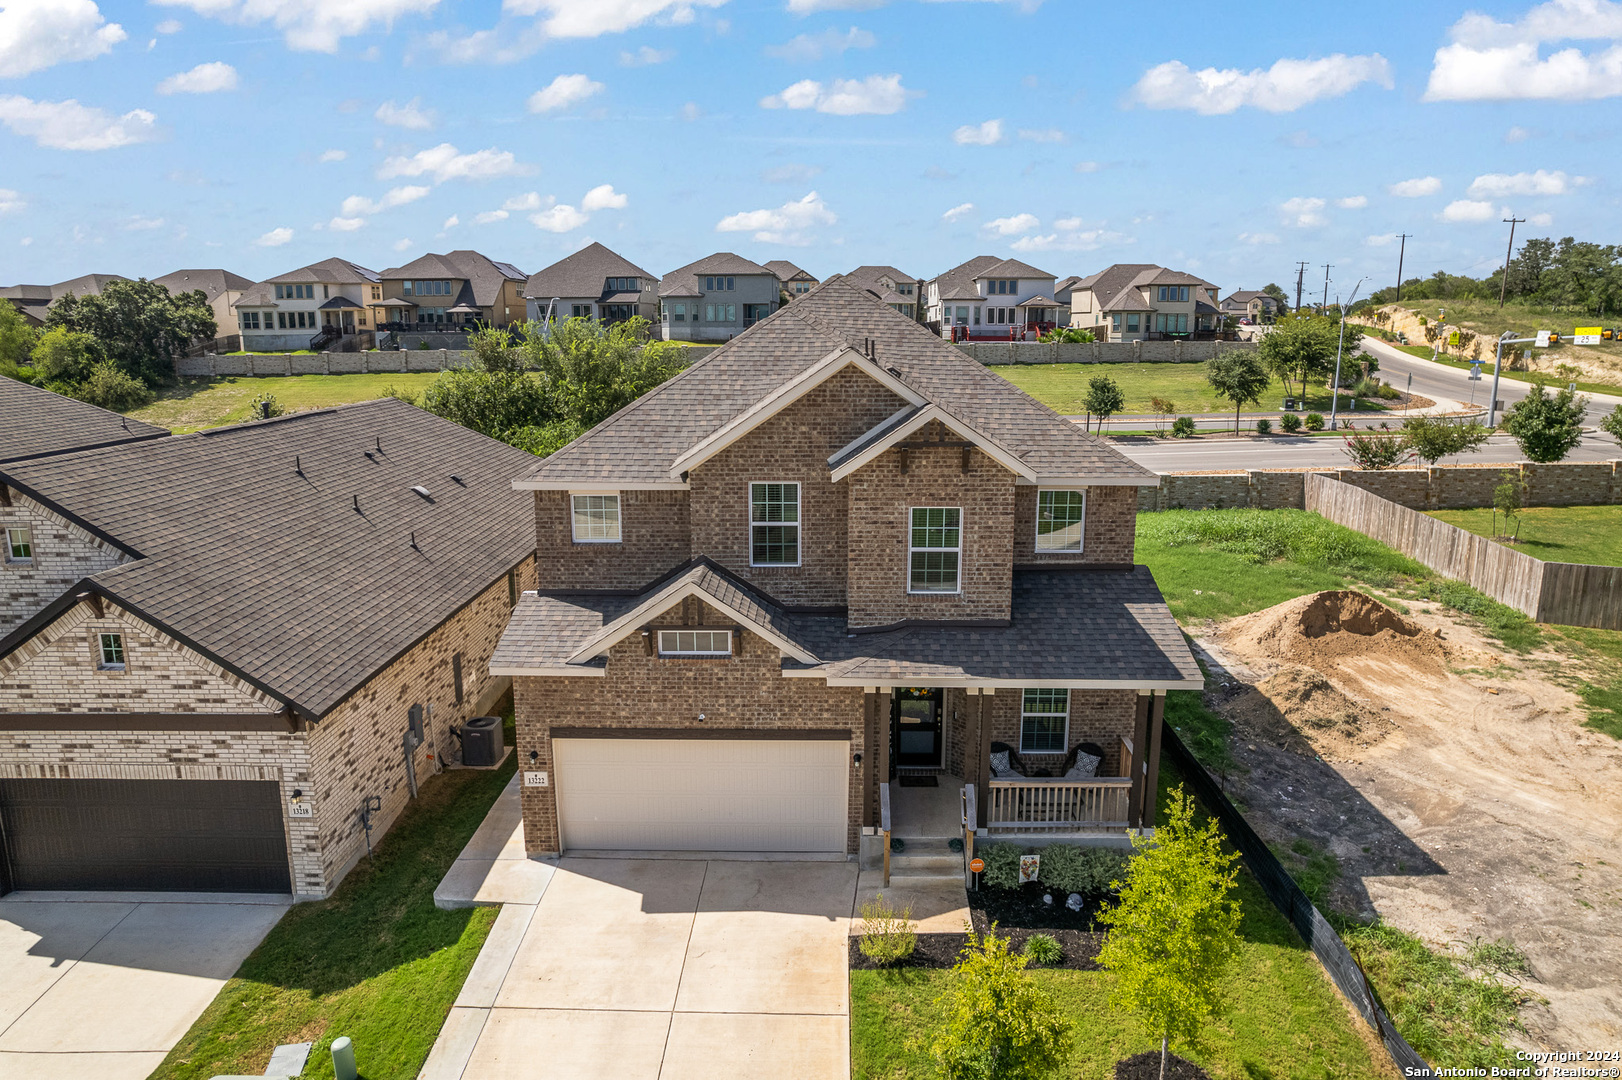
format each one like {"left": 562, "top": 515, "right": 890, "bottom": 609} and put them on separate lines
{"left": 570, "top": 494, "right": 621, "bottom": 542}
{"left": 1020, "top": 688, "right": 1068, "bottom": 753}
{"left": 98, "top": 632, "right": 126, "bottom": 670}
{"left": 1035, "top": 490, "right": 1085, "bottom": 552}
{"left": 5, "top": 526, "right": 34, "bottom": 564}
{"left": 909, "top": 507, "right": 961, "bottom": 593}
{"left": 658, "top": 629, "right": 732, "bottom": 656}
{"left": 750, "top": 482, "right": 800, "bottom": 566}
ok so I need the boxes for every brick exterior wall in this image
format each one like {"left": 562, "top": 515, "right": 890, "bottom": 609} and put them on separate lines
{"left": 1012, "top": 484, "right": 1136, "bottom": 565}
{"left": 688, "top": 367, "right": 908, "bottom": 605}
{"left": 513, "top": 598, "right": 866, "bottom": 856}
{"left": 534, "top": 489, "right": 689, "bottom": 590}
{"left": 1336, "top": 468, "right": 1431, "bottom": 509}
{"left": 1139, "top": 463, "right": 1622, "bottom": 513}
{"left": 0, "top": 493, "right": 129, "bottom": 638}
{"left": 845, "top": 424, "right": 1016, "bottom": 628}
{"left": 988, "top": 688, "right": 1136, "bottom": 777}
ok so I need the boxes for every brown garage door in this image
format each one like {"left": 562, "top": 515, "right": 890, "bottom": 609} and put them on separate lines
{"left": 0, "top": 778, "right": 291, "bottom": 894}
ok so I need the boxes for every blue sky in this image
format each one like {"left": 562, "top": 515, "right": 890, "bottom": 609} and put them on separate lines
{"left": 2, "top": 0, "right": 1618, "bottom": 300}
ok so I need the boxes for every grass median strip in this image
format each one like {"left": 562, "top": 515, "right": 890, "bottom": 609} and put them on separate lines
{"left": 990, "top": 361, "right": 1387, "bottom": 416}
{"left": 150, "top": 737, "right": 516, "bottom": 1080}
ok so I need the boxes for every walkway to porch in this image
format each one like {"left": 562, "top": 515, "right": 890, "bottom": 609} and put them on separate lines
{"left": 886, "top": 776, "right": 966, "bottom": 839}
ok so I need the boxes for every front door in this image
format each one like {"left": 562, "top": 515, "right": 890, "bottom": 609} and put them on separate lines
{"left": 892, "top": 687, "right": 943, "bottom": 773}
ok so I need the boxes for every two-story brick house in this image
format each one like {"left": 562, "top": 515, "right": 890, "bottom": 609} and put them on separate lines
{"left": 925, "top": 256, "right": 1065, "bottom": 341}
{"left": 522, "top": 242, "right": 660, "bottom": 325}
{"left": 1069, "top": 264, "right": 1222, "bottom": 341}
{"left": 375, "top": 250, "right": 528, "bottom": 331}
{"left": 492, "top": 279, "right": 1198, "bottom": 858}
{"left": 658, "top": 253, "right": 780, "bottom": 342}
{"left": 233, "top": 257, "right": 382, "bottom": 351}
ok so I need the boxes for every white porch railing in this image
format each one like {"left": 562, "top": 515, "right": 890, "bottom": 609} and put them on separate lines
{"left": 986, "top": 777, "right": 1133, "bottom": 832}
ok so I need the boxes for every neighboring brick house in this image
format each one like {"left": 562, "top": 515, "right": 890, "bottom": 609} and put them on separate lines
{"left": 376, "top": 250, "right": 528, "bottom": 331}
{"left": 765, "top": 260, "right": 818, "bottom": 301}
{"left": 1069, "top": 264, "right": 1223, "bottom": 341}
{"left": 522, "top": 242, "right": 659, "bottom": 325}
{"left": 493, "top": 278, "right": 1199, "bottom": 858}
{"left": 845, "top": 264, "right": 922, "bottom": 320}
{"left": 232, "top": 257, "right": 381, "bottom": 352}
{"left": 658, "top": 253, "right": 779, "bottom": 342}
{"left": 1221, "top": 289, "right": 1281, "bottom": 324}
{"left": 924, "top": 256, "right": 1064, "bottom": 340}
{"left": 0, "top": 400, "right": 536, "bottom": 899}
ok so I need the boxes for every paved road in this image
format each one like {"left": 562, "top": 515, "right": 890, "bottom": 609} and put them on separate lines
{"left": 1359, "top": 336, "right": 1622, "bottom": 427}
{"left": 1113, "top": 431, "right": 1622, "bottom": 472}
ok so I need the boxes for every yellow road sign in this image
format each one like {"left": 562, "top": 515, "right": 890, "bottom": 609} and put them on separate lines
{"left": 1574, "top": 326, "right": 1602, "bottom": 344}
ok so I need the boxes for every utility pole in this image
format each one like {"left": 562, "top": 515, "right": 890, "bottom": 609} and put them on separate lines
{"left": 1394, "top": 234, "right": 1411, "bottom": 302}
{"left": 1498, "top": 217, "right": 1525, "bottom": 308}
{"left": 1321, "top": 264, "right": 1333, "bottom": 314}
{"left": 1329, "top": 278, "right": 1366, "bottom": 430}
{"left": 1294, "top": 261, "right": 1307, "bottom": 312}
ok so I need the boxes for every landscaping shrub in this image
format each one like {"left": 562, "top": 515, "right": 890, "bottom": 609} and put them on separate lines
{"left": 1036, "top": 844, "right": 1131, "bottom": 896}
{"left": 1304, "top": 412, "right": 1325, "bottom": 430}
{"left": 71, "top": 361, "right": 153, "bottom": 411}
{"left": 978, "top": 843, "right": 1026, "bottom": 890}
{"left": 857, "top": 894, "right": 918, "bottom": 964}
{"left": 1255, "top": 417, "right": 1272, "bottom": 435}
{"left": 1170, "top": 415, "right": 1197, "bottom": 438}
{"left": 249, "top": 391, "right": 285, "bottom": 420}
{"left": 1280, "top": 412, "right": 1302, "bottom": 433}
{"left": 933, "top": 930, "right": 1073, "bottom": 1080}
{"left": 1022, "top": 933, "right": 1063, "bottom": 966}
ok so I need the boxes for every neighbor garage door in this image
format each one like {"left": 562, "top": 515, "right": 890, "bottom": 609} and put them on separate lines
{"left": 553, "top": 737, "right": 848, "bottom": 852}
{"left": 0, "top": 777, "right": 291, "bottom": 893}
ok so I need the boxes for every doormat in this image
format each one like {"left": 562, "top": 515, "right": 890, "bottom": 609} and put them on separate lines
{"left": 898, "top": 775, "right": 938, "bottom": 787}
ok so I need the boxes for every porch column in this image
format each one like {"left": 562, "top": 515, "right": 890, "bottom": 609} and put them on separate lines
{"left": 1143, "top": 690, "right": 1166, "bottom": 828}
{"left": 874, "top": 687, "right": 890, "bottom": 817}
{"left": 862, "top": 688, "right": 881, "bottom": 828}
{"left": 1129, "top": 690, "right": 1151, "bottom": 829}
{"left": 974, "top": 688, "right": 992, "bottom": 829}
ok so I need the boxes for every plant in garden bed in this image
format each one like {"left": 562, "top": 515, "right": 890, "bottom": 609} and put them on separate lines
{"left": 1280, "top": 412, "right": 1302, "bottom": 434}
{"left": 931, "top": 929, "right": 1073, "bottom": 1080}
{"left": 1023, "top": 933, "right": 1063, "bottom": 966}
{"left": 858, "top": 894, "right": 918, "bottom": 964}
{"left": 1255, "top": 417, "right": 1272, "bottom": 435}
{"left": 1170, "top": 416, "right": 1197, "bottom": 438}
{"left": 1304, "top": 411, "right": 1325, "bottom": 430}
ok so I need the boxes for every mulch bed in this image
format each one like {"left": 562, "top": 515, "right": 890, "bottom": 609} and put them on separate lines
{"left": 848, "top": 928, "right": 1103, "bottom": 971}
{"left": 970, "top": 881, "right": 1110, "bottom": 932}
{"left": 1114, "top": 1050, "right": 1213, "bottom": 1080}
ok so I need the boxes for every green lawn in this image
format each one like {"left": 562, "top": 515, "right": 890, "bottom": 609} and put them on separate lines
{"left": 126, "top": 373, "right": 442, "bottom": 432}
{"left": 149, "top": 729, "right": 516, "bottom": 1080}
{"left": 1428, "top": 504, "right": 1622, "bottom": 567}
{"left": 990, "top": 362, "right": 1387, "bottom": 416}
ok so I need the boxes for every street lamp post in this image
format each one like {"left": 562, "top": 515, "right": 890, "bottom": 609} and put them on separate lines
{"left": 1329, "top": 277, "right": 1366, "bottom": 431}
{"left": 1488, "top": 330, "right": 1537, "bottom": 427}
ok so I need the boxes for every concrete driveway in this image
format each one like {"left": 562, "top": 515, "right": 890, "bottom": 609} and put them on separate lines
{"left": 0, "top": 891, "right": 288, "bottom": 1080}
{"left": 422, "top": 858, "right": 858, "bottom": 1080}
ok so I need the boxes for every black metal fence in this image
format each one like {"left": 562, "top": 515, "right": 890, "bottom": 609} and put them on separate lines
{"left": 1160, "top": 725, "right": 1435, "bottom": 1077}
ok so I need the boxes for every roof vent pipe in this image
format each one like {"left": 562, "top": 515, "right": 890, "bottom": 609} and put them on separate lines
{"left": 295, "top": 455, "right": 302, "bottom": 474}
{"left": 353, "top": 494, "right": 360, "bottom": 512}
{"left": 411, "top": 531, "right": 418, "bottom": 549}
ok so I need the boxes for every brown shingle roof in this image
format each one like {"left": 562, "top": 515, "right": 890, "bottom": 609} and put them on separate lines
{"left": 0, "top": 377, "right": 170, "bottom": 463}
{"left": 380, "top": 250, "right": 525, "bottom": 309}
{"left": 235, "top": 258, "right": 381, "bottom": 308}
{"left": 929, "top": 255, "right": 1002, "bottom": 301}
{"left": 764, "top": 260, "right": 816, "bottom": 283}
{"left": 523, "top": 242, "right": 656, "bottom": 302}
{"left": 658, "top": 252, "right": 775, "bottom": 297}
{"left": 151, "top": 269, "right": 254, "bottom": 304}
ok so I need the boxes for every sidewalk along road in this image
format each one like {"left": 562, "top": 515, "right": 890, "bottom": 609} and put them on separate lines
{"left": 1360, "top": 335, "right": 1622, "bottom": 426}
{"left": 1112, "top": 431, "right": 1622, "bottom": 472}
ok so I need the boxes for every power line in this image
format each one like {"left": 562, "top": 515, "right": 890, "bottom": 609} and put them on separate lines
{"left": 1394, "top": 234, "right": 1411, "bottom": 303}
{"left": 1498, "top": 217, "right": 1525, "bottom": 309}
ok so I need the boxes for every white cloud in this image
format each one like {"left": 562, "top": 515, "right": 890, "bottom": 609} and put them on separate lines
{"left": 1239, "top": 231, "right": 1281, "bottom": 245}
{"left": 619, "top": 44, "right": 672, "bottom": 65}
{"left": 715, "top": 190, "right": 837, "bottom": 245}
{"left": 123, "top": 215, "right": 165, "bottom": 230}
{"left": 256, "top": 226, "right": 293, "bottom": 246}
{"left": 531, "top": 203, "right": 590, "bottom": 232}
{"left": 1017, "top": 127, "right": 1064, "bottom": 142}
{"left": 415, "top": 23, "right": 549, "bottom": 64}
{"left": 765, "top": 26, "right": 874, "bottom": 61}
{"left": 156, "top": 17, "right": 182, "bottom": 32}
{"left": 1388, "top": 175, "right": 1442, "bottom": 197}
{"left": 328, "top": 216, "right": 367, "bottom": 231}
{"left": 1365, "top": 233, "right": 1398, "bottom": 246}
{"left": 378, "top": 143, "right": 527, "bottom": 183}
{"left": 393, "top": 237, "right": 413, "bottom": 251}
{"left": 0, "top": 0, "right": 125, "bottom": 78}
{"left": 983, "top": 212, "right": 1038, "bottom": 235}
{"left": 1280, "top": 196, "right": 1327, "bottom": 227}
{"left": 1529, "top": 211, "right": 1555, "bottom": 225}
{"left": 340, "top": 185, "right": 429, "bottom": 216}
{"left": 1425, "top": 0, "right": 1622, "bottom": 101}
{"left": 319, "top": 148, "right": 346, "bottom": 162}
{"left": 156, "top": 60, "right": 237, "bottom": 94}
{"left": 502, "top": 0, "right": 727, "bottom": 39}
{"left": 942, "top": 202, "right": 974, "bottom": 222}
{"left": 1131, "top": 53, "right": 1392, "bottom": 113}
{"left": 0, "top": 189, "right": 22, "bottom": 213}
{"left": 581, "top": 183, "right": 627, "bottom": 211}
{"left": 953, "top": 118, "right": 1004, "bottom": 145}
{"left": 0, "top": 95, "right": 157, "bottom": 150}
{"left": 762, "top": 162, "right": 822, "bottom": 183}
{"left": 1505, "top": 125, "right": 1535, "bottom": 142}
{"left": 442, "top": 214, "right": 459, "bottom": 228}
{"left": 527, "top": 73, "right": 604, "bottom": 112}
{"left": 474, "top": 210, "right": 508, "bottom": 224}
{"left": 1438, "top": 199, "right": 1499, "bottom": 222}
{"left": 760, "top": 74, "right": 909, "bottom": 114}
{"left": 376, "top": 98, "right": 434, "bottom": 129}
{"left": 1336, "top": 195, "right": 1368, "bottom": 209}
{"left": 151, "top": 0, "right": 437, "bottom": 53}
{"left": 501, "top": 192, "right": 546, "bottom": 211}
{"left": 680, "top": 101, "right": 701, "bottom": 120}
{"left": 1467, "top": 168, "right": 1584, "bottom": 197}
{"left": 1010, "top": 224, "right": 1125, "bottom": 253}
{"left": 1074, "top": 160, "right": 1101, "bottom": 173}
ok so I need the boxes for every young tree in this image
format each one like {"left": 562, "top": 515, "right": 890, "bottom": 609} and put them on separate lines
{"left": 1501, "top": 382, "right": 1587, "bottom": 462}
{"left": 1205, "top": 353, "right": 1269, "bottom": 432}
{"left": 1493, "top": 469, "right": 1526, "bottom": 540}
{"left": 1084, "top": 374, "right": 1125, "bottom": 433}
{"left": 1598, "top": 403, "right": 1622, "bottom": 449}
{"left": 1342, "top": 429, "right": 1412, "bottom": 470}
{"left": 933, "top": 928, "right": 1073, "bottom": 1080}
{"left": 1097, "top": 787, "right": 1242, "bottom": 1080}
{"left": 417, "top": 367, "right": 549, "bottom": 439}
{"left": 46, "top": 279, "right": 216, "bottom": 384}
{"left": 71, "top": 361, "right": 153, "bottom": 411}
{"left": 1399, "top": 416, "right": 1492, "bottom": 465}
{"left": 1254, "top": 315, "right": 1335, "bottom": 402}
{"left": 521, "top": 315, "right": 689, "bottom": 429}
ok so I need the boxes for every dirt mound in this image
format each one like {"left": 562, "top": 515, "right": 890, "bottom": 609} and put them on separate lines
{"left": 1222, "top": 589, "right": 1450, "bottom": 676}
{"left": 1224, "top": 665, "right": 1397, "bottom": 759}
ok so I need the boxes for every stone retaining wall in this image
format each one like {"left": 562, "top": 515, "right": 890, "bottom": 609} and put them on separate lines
{"left": 958, "top": 339, "right": 1256, "bottom": 366}
{"left": 176, "top": 350, "right": 474, "bottom": 377}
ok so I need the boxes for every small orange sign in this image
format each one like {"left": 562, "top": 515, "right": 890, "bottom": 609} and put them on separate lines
{"left": 969, "top": 857, "right": 985, "bottom": 873}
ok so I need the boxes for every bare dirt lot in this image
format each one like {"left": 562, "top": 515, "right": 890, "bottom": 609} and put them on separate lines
{"left": 1190, "top": 591, "right": 1622, "bottom": 1052}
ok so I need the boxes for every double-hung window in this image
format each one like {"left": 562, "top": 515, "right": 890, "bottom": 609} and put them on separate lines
{"left": 750, "top": 483, "right": 799, "bottom": 566}
{"left": 658, "top": 629, "right": 732, "bottom": 657}
{"left": 571, "top": 493, "right": 621, "bottom": 542}
{"left": 1035, "top": 490, "right": 1085, "bottom": 551}
{"left": 97, "top": 632, "right": 126, "bottom": 671}
{"left": 909, "top": 507, "right": 961, "bottom": 593}
{"left": 1020, "top": 688, "right": 1068, "bottom": 753}
{"left": 5, "top": 526, "right": 33, "bottom": 564}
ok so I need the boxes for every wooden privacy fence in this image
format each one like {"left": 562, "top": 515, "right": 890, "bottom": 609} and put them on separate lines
{"left": 1305, "top": 472, "right": 1622, "bottom": 630}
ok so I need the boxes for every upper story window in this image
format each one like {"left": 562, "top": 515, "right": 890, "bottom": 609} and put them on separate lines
{"left": 405, "top": 280, "right": 452, "bottom": 296}
{"left": 1036, "top": 490, "right": 1086, "bottom": 552}
{"left": 899, "top": 283, "right": 914, "bottom": 295}
{"left": 371, "top": 286, "right": 382, "bottom": 300}
{"left": 5, "top": 526, "right": 33, "bottom": 564}
{"left": 571, "top": 494, "right": 621, "bottom": 543}
{"left": 606, "top": 277, "right": 639, "bottom": 292}
{"left": 987, "top": 279, "right": 1017, "bottom": 295}
{"left": 1020, "top": 688, "right": 1068, "bottom": 753}
{"left": 658, "top": 629, "right": 733, "bottom": 657}
{"left": 909, "top": 507, "right": 961, "bottom": 593}
{"left": 750, "top": 482, "right": 800, "bottom": 566}
{"left": 1156, "top": 286, "right": 1189, "bottom": 302}
{"left": 274, "top": 284, "right": 315, "bottom": 300}
{"left": 703, "top": 276, "right": 736, "bottom": 291}
{"left": 97, "top": 632, "right": 126, "bottom": 670}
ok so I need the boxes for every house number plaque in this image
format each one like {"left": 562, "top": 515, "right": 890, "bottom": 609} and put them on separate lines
{"left": 523, "top": 771, "right": 549, "bottom": 788}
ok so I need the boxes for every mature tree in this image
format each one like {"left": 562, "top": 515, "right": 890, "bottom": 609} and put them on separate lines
{"left": 1261, "top": 282, "right": 1290, "bottom": 315}
{"left": 417, "top": 367, "right": 549, "bottom": 439}
{"left": 933, "top": 929, "right": 1073, "bottom": 1080}
{"left": 31, "top": 326, "right": 103, "bottom": 387}
{"left": 521, "top": 315, "right": 689, "bottom": 429}
{"left": 1600, "top": 403, "right": 1622, "bottom": 449}
{"left": 1342, "top": 429, "right": 1412, "bottom": 470}
{"left": 71, "top": 361, "right": 153, "bottom": 411}
{"left": 1400, "top": 416, "right": 1493, "bottom": 465}
{"left": 0, "top": 301, "right": 38, "bottom": 371}
{"left": 46, "top": 279, "right": 216, "bottom": 383}
{"left": 1501, "top": 382, "right": 1587, "bottom": 462}
{"left": 1205, "top": 352, "right": 1270, "bottom": 432}
{"left": 1084, "top": 374, "right": 1125, "bottom": 432}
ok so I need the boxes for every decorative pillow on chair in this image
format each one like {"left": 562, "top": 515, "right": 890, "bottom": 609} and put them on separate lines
{"left": 989, "top": 750, "right": 1021, "bottom": 779}
{"left": 1064, "top": 752, "right": 1101, "bottom": 780}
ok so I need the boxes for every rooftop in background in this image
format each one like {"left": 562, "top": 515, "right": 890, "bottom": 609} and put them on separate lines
{"left": 235, "top": 258, "right": 380, "bottom": 308}
{"left": 764, "top": 260, "right": 816, "bottom": 283}
{"left": 0, "top": 399, "right": 535, "bottom": 720}
{"left": 0, "top": 274, "right": 130, "bottom": 311}
{"left": 523, "top": 241, "right": 657, "bottom": 301}
{"left": 844, "top": 264, "right": 920, "bottom": 306}
{"left": 658, "top": 252, "right": 775, "bottom": 297}
{"left": 151, "top": 269, "right": 254, "bottom": 304}
{"left": 1076, "top": 264, "right": 1220, "bottom": 312}
{"left": 0, "top": 377, "right": 170, "bottom": 463}
{"left": 382, "top": 249, "right": 526, "bottom": 310}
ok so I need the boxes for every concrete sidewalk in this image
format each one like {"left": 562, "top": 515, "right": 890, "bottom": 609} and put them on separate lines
{"left": 433, "top": 773, "right": 554, "bottom": 910}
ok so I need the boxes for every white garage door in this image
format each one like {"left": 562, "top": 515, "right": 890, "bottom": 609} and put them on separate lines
{"left": 553, "top": 737, "right": 849, "bottom": 853}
